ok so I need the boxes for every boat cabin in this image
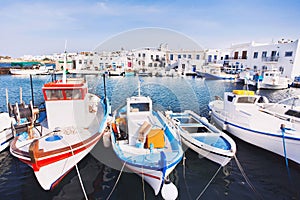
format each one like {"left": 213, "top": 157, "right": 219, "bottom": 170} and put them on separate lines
{"left": 126, "top": 96, "right": 154, "bottom": 146}
{"left": 224, "top": 90, "right": 268, "bottom": 110}
{"left": 42, "top": 78, "right": 89, "bottom": 129}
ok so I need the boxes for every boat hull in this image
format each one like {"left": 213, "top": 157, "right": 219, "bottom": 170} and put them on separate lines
{"left": 210, "top": 107, "right": 300, "bottom": 164}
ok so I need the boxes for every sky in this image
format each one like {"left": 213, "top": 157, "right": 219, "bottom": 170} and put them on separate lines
{"left": 1, "top": 0, "right": 300, "bottom": 58}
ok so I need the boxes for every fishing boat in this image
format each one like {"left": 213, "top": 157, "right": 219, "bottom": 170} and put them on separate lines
{"left": 0, "top": 112, "right": 14, "bottom": 152}
{"left": 257, "top": 69, "right": 290, "bottom": 90}
{"left": 208, "top": 90, "right": 300, "bottom": 164}
{"left": 9, "top": 55, "right": 111, "bottom": 190}
{"left": 164, "top": 110, "right": 236, "bottom": 166}
{"left": 110, "top": 80, "right": 183, "bottom": 198}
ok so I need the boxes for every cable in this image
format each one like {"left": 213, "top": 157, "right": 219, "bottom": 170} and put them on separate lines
{"left": 106, "top": 161, "right": 126, "bottom": 200}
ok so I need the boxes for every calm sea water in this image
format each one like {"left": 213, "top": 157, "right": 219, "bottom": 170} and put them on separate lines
{"left": 0, "top": 74, "right": 300, "bottom": 200}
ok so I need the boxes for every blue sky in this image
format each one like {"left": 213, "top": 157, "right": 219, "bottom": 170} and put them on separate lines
{"left": 1, "top": 0, "right": 300, "bottom": 57}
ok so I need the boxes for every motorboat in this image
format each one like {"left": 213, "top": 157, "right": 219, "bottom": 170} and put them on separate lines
{"left": 164, "top": 110, "right": 236, "bottom": 166}
{"left": 209, "top": 90, "right": 300, "bottom": 164}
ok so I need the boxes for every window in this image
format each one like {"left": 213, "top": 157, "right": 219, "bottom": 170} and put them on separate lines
{"left": 188, "top": 54, "right": 192, "bottom": 59}
{"left": 178, "top": 54, "right": 181, "bottom": 59}
{"left": 262, "top": 51, "right": 267, "bottom": 58}
{"left": 65, "top": 89, "right": 82, "bottom": 100}
{"left": 242, "top": 51, "right": 247, "bottom": 59}
{"left": 46, "top": 89, "right": 64, "bottom": 100}
{"left": 279, "top": 66, "right": 284, "bottom": 74}
{"left": 170, "top": 54, "right": 174, "bottom": 60}
{"left": 142, "top": 53, "right": 146, "bottom": 57}
{"left": 225, "top": 55, "right": 229, "bottom": 60}
{"left": 196, "top": 54, "right": 200, "bottom": 60}
{"left": 285, "top": 51, "right": 293, "bottom": 57}
{"left": 253, "top": 52, "right": 258, "bottom": 59}
{"left": 130, "top": 103, "right": 150, "bottom": 112}
{"left": 237, "top": 97, "right": 257, "bottom": 104}
{"left": 234, "top": 52, "right": 238, "bottom": 59}
{"left": 227, "top": 95, "right": 234, "bottom": 102}
{"left": 183, "top": 54, "right": 186, "bottom": 58}
{"left": 214, "top": 55, "right": 217, "bottom": 60}
{"left": 208, "top": 55, "right": 212, "bottom": 62}
{"left": 79, "top": 60, "right": 82, "bottom": 64}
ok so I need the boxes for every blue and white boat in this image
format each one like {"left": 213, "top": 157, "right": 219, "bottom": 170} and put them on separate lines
{"left": 209, "top": 90, "right": 300, "bottom": 164}
{"left": 164, "top": 110, "right": 236, "bottom": 166}
{"left": 110, "top": 80, "right": 183, "bottom": 197}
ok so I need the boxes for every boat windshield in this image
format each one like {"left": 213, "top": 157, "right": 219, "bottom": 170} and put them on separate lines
{"left": 236, "top": 96, "right": 257, "bottom": 104}
{"left": 130, "top": 103, "right": 150, "bottom": 112}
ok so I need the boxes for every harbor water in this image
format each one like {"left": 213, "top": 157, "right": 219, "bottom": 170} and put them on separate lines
{"left": 0, "top": 74, "right": 300, "bottom": 200}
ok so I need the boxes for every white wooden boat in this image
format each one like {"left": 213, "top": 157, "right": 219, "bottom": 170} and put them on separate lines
{"left": 164, "top": 110, "right": 236, "bottom": 166}
{"left": 9, "top": 75, "right": 110, "bottom": 190}
{"left": 110, "top": 81, "right": 183, "bottom": 197}
{"left": 209, "top": 90, "right": 300, "bottom": 164}
{"left": 0, "top": 112, "right": 15, "bottom": 152}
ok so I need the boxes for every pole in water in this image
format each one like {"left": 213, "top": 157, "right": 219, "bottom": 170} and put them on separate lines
{"left": 30, "top": 74, "right": 34, "bottom": 106}
{"left": 102, "top": 73, "right": 107, "bottom": 104}
{"left": 280, "top": 124, "right": 291, "bottom": 178}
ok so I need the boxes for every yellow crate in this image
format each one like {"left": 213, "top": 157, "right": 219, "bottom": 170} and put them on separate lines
{"left": 145, "top": 129, "right": 165, "bottom": 148}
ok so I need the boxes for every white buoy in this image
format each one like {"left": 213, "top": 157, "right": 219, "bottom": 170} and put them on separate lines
{"left": 161, "top": 180, "right": 178, "bottom": 200}
{"left": 103, "top": 131, "right": 111, "bottom": 148}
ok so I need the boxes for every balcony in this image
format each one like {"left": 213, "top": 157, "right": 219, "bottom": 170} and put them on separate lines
{"left": 261, "top": 56, "right": 279, "bottom": 62}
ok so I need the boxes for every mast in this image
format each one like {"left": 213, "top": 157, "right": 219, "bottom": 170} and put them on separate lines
{"left": 62, "top": 40, "right": 67, "bottom": 84}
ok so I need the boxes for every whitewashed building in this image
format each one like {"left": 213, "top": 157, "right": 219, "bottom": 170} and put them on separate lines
{"left": 211, "top": 39, "right": 300, "bottom": 79}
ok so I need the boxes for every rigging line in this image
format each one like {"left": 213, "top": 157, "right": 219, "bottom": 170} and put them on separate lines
{"left": 195, "top": 165, "right": 222, "bottom": 200}
{"left": 106, "top": 161, "right": 126, "bottom": 200}
{"left": 280, "top": 125, "right": 292, "bottom": 181}
{"left": 62, "top": 139, "right": 88, "bottom": 200}
{"left": 234, "top": 155, "right": 263, "bottom": 200}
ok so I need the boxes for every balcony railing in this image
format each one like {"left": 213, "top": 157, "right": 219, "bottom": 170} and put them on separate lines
{"left": 261, "top": 56, "right": 279, "bottom": 62}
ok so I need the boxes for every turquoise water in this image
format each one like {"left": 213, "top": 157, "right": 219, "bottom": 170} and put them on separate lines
{"left": 0, "top": 74, "right": 300, "bottom": 199}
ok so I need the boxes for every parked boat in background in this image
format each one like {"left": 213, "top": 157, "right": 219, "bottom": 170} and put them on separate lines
{"left": 290, "top": 76, "right": 300, "bottom": 88}
{"left": 9, "top": 64, "right": 50, "bottom": 75}
{"left": 9, "top": 64, "right": 110, "bottom": 190}
{"left": 199, "top": 64, "right": 236, "bottom": 80}
{"left": 164, "top": 110, "right": 236, "bottom": 166}
{"left": 209, "top": 90, "right": 300, "bottom": 164}
{"left": 257, "top": 69, "right": 290, "bottom": 90}
{"left": 110, "top": 80, "right": 183, "bottom": 198}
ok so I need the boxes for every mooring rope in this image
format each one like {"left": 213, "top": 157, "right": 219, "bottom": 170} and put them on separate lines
{"left": 234, "top": 155, "right": 263, "bottom": 200}
{"left": 106, "top": 161, "right": 126, "bottom": 200}
{"left": 182, "top": 153, "right": 192, "bottom": 200}
{"left": 195, "top": 165, "right": 222, "bottom": 200}
{"left": 63, "top": 139, "right": 88, "bottom": 200}
{"left": 141, "top": 165, "right": 146, "bottom": 200}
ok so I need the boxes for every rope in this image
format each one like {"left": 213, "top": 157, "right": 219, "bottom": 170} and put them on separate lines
{"left": 195, "top": 165, "right": 222, "bottom": 200}
{"left": 141, "top": 166, "right": 146, "bottom": 200}
{"left": 234, "top": 155, "right": 263, "bottom": 200}
{"left": 182, "top": 153, "right": 192, "bottom": 200}
{"left": 63, "top": 139, "right": 88, "bottom": 200}
{"left": 280, "top": 126, "right": 291, "bottom": 180}
{"left": 106, "top": 161, "right": 126, "bottom": 200}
